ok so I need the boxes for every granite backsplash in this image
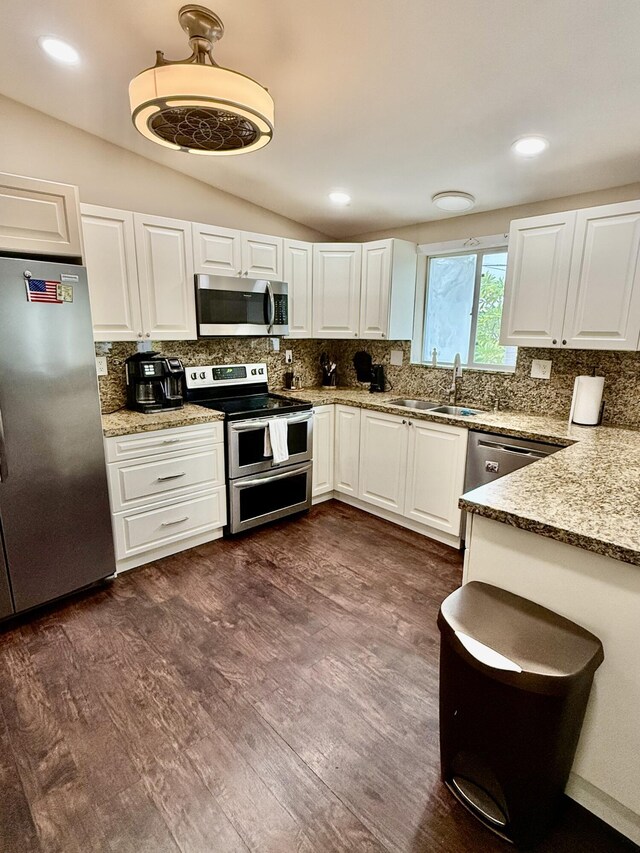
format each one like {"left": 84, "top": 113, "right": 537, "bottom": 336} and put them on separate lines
{"left": 96, "top": 339, "right": 640, "bottom": 430}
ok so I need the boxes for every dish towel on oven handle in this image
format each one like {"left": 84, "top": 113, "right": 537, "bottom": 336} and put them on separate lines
{"left": 264, "top": 417, "right": 289, "bottom": 465}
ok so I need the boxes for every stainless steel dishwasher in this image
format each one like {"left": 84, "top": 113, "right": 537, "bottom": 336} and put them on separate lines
{"left": 464, "top": 430, "right": 561, "bottom": 493}
{"left": 462, "top": 431, "right": 562, "bottom": 544}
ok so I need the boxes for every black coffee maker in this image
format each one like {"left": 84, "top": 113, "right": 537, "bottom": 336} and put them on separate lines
{"left": 370, "top": 364, "right": 386, "bottom": 393}
{"left": 125, "top": 352, "right": 185, "bottom": 413}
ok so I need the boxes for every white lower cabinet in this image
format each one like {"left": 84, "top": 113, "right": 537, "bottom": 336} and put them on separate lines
{"left": 334, "top": 405, "right": 361, "bottom": 496}
{"left": 358, "top": 410, "right": 408, "bottom": 512}
{"left": 104, "top": 422, "right": 226, "bottom": 572}
{"left": 311, "top": 405, "right": 335, "bottom": 499}
{"left": 404, "top": 419, "right": 468, "bottom": 534}
{"left": 357, "top": 408, "right": 468, "bottom": 540}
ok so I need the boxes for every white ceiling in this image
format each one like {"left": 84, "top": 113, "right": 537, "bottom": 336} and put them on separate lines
{"left": 2, "top": 0, "right": 640, "bottom": 237}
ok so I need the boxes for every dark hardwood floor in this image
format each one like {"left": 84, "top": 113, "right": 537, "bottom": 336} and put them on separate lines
{"left": 0, "top": 500, "right": 636, "bottom": 852}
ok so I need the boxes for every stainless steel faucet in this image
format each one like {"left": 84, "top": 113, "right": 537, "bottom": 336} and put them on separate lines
{"left": 448, "top": 353, "right": 462, "bottom": 404}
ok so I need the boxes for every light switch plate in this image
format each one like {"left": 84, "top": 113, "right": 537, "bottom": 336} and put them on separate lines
{"left": 285, "top": 349, "right": 293, "bottom": 364}
{"left": 531, "top": 358, "right": 552, "bottom": 380}
{"left": 272, "top": 338, "right": 280, "bottom": 352}
{"left": 390, "top": 349, "right": 403, "bottom": 366}
{"left": 95, "top": 356, "right": 108, "bottom": 376}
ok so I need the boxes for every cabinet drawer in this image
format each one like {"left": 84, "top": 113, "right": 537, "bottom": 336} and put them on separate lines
{"left": 104, "top": 422, "right": 223, "bottom": 462}
{"left": 108, "top": 445, "right": 225, "bottom": 512}
{"left": 113, "top": 487, "right": 226, "bottom": 559}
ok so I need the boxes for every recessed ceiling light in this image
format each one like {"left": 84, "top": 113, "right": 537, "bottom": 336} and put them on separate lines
{"left": 329, "top": 191, "right": 351, "bottom": 206}
{"left": 38, "top": 36, "right": 80, "bottom": 65}
{"left": 512, "top": 136, "right": 548, "bottom": 157}
{"left": 432, "top": 191, "right": 476, "bottom": 212}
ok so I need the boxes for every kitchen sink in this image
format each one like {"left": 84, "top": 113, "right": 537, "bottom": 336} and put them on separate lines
{"left": 430, "top": 405, "right": 483, "bottom": 416}
{"left": 388, "top": 398, "right": 440, "bottom": 410}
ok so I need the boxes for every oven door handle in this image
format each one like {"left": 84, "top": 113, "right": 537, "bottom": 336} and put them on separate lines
{"left": 236, "top": 466, "right": 311, "bottom": 488}
{"left": 230, "top": 412, "right": 312, "bottom": 431}
{"left": 266, "top": 281, "right": 275, "bottom": 333}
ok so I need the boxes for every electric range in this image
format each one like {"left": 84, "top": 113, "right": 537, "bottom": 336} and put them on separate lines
{"left": 185, "top": 363, "right": 313, "bottom": 534}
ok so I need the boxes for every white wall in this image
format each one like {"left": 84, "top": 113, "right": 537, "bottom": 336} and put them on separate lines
{"left": 349, "top": 182, "right": 640, "bottom": 244}
{"left": 0, "top": 95, "right": 327, "bottom": 241}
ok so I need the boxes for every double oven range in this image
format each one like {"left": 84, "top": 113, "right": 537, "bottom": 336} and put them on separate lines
{"left": 185, "top": 363, "right": 313, "bottom": 534}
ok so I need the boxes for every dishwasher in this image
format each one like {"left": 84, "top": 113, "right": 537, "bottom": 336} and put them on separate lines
{"left": 462, "top": 430, "right": 562, "bottom": 543}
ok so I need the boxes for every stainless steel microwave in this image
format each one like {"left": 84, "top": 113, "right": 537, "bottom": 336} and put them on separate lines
{"left": 195, "top": 274, "right": 289, "bottom": 337}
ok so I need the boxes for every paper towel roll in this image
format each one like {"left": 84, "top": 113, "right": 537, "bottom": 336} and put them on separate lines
{"left": 569, "top": 376, "right": 605, "bottom": 426}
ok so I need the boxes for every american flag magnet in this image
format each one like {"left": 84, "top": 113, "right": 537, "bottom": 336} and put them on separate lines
{"left": 25, "top": 275, "right": 63, "bottom": 304}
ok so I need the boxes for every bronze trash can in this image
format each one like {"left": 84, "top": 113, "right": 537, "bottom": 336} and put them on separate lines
{"left": 438, "top": 581, "right": 604, "bottom": 848}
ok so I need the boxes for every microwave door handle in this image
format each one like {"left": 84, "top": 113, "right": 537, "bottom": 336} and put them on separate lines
{"left": 266, "top": 281, "right": 275, "bottom": 332}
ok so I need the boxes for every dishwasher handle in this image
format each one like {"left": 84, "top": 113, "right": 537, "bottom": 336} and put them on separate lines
{"left": 477, "top": 439, "right": 550, "bottom": 459}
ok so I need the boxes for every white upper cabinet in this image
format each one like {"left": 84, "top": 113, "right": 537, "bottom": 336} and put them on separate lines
{"left": 284, "top": 239, "right": 313, "bottom": 338}
{"left": 193, "top": 223, "right": 283, "bottom": 279}
{"left": 501, "top": 199, "right": 640, "bottom": 350}
{"left": 358, "top": 410, "right": 408, "bottom": 513}
{"left": 133, "top": 214, "right": 196, "bottom": 341}
{"left": 334, "top": 405, "right": 361, "bottom": 496}
{"left": 404, "top": 420, "right": 467, "bottom": 535}
{"left": 312, "top": 244, "right": 362, "bottom": 338}
{"left": 0, "top": 172, "right": 82, "bottom": 257}
{"left": 500, "top": 212, "right": 576, "bottom": 348}
{"left": 360, "top": 239, "right": 417, "bottom": 339}
{"left": 192, "top": 223, "right": 241, "bottom": 276}
{"left": 81, "top": 204, "right": 143, "bottom": 342}
{"left": 563, "top": 202, "right": 640, "bottom": 350}
{"left": 242, "top": 231, "right": 283, "bottom": 280}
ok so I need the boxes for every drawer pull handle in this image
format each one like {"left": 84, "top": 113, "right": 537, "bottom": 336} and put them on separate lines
{"left": 157, "top": 472, "right": 186, "bottom": 481}
{"left": 162, "top": 438, "right": 181, "bottom": 444}
{"left": 161, "top": 516, "right": 189, "bottom": 527}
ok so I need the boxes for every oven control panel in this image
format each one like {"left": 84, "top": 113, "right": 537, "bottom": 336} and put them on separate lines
{"left": 185, "top": 363, "right": 267, "bottom": 389}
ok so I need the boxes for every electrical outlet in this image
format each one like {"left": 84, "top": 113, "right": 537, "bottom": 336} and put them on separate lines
{"left": 531, "top": 358, "right": 552, "bottom": 380}
{"left": 285, "top": 349, "right": 293, "bottom": 364}
{"left": 272, "top": 338, "right": 280, "bottom": 352}
{"left": 390, "top": 349, "right": 403, "bottom": 366}
{"left": 95, "top": 356, "right": 108, "bottom": 376}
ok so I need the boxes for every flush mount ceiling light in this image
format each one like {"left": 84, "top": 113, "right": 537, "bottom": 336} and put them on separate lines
{"left": 512, "top": 135, "right": 549, "bottom": 157}
{"left": 329, "top": 191, "right": 351, "bottom": 206}
{"left": 129, "top": 4, "right": 274, "bottom": 155}
{"left": 432, "top": 191, "right": 476, "bottom": 212}
{"left": 38, "top": 36, "right": 80, "bottom": 65}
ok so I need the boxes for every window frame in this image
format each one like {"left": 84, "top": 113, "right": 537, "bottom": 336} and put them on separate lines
{"left": 412, "top": 244, "right": 515, "bottom": 373}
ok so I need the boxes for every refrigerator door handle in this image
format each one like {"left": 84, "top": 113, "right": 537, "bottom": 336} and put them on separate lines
{"left": 0, "top": 408, "right": 7, "bottom": 482}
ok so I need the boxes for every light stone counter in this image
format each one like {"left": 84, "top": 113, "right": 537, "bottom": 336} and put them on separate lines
{"left": 102, "top": 404, "right": 224, "bottom": 438}
{"left": 281, "top": 387, "right": 640, "bottom": 567}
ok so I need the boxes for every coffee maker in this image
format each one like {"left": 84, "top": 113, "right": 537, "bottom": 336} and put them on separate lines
{"left": 370, "top": 364, "right": 386, "bottom": 393}
{"left": 125, "top": 352, "right": 185, "bottom": 413}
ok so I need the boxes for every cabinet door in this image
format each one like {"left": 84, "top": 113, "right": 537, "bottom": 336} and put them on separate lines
{"left": 404, "top": 421, "right": 468, "bottom": 535}
{"left": 312, "top": 405, "right": 335, "bottom": 498}
{"left": 358, "top": 410, "right": 408, "bottom": 513}
{"left": 284, "top": 240, "right": 313, "bottom": 338}
{"left": 193, "top": 223, "right": 241, "bottom": 276}
{"left": 563, "top": 202, "right": 640, "bottom": 350}
{"left": 334, "top": 405, "right": 361, "bottom": 496}
{"left": 312, "top": 244, "right": 362, "bottom": 338}
{"left": 0, "top": 171, "right": 82, "bottom": 257}
{"left": 81, "top": 204, "right": 142, "bottom": 342}
{"left": 134, "top": 214, "right": 197, "bottom": 340}
{"left": 500, "top": 212, "right": 575, "bottom": 347}
{"left": 360, "top": 240, "right": 392, "bottom": 339}
{"left": 242, "top": 232, "right": 283, "bottom": 280}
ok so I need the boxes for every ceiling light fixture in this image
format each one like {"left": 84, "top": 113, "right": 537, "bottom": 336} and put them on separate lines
{"left": 512, "top": 136, "right": 548, "bottom": 157}
{"left": 432, "top": 191, "right": 476, "bottom": 212}
{"left": 329, "top": 191, "right": 351, "bottom": 206}
{"left": 129, "top": 4, "right": 274, "bottom": 155}
{"left": 38, "top": 36, "right": 80, "bottom": 65}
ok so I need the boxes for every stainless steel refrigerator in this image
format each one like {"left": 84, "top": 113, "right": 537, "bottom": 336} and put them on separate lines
{"left": 0, "top": 256, "right": 115, "bottom": 619}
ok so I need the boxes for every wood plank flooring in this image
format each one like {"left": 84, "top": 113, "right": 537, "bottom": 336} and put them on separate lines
{"left": 0, "top": 500, "right": 636, "bottom": 852}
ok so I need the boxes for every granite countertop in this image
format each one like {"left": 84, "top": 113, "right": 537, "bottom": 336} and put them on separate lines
{"left": 102, "top": 404, "right": 224, "bottom": 437}
{"left": 280, "top": 387, "right": 640, "bottom": 567}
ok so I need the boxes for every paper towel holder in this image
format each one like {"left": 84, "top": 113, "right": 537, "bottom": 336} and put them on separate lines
{"left": 569, "top": 375, "right": 605, "bottom": 426}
